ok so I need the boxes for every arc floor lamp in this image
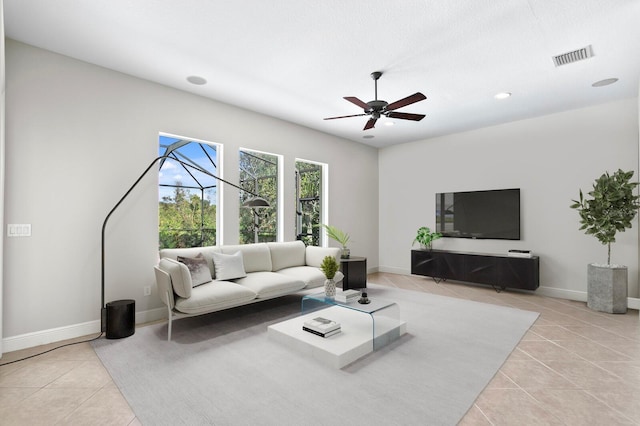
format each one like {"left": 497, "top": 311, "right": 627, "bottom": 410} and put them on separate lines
{"left": 101, "top": 154, "right": 269, "bottom": 338}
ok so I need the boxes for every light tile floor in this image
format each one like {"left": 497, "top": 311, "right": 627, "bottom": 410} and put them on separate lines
{"left": 372, "top": 272, "right": 640, "bottom": 425}
{"left": 0, "top": 334, "right": 139, "bottom": 425}
{"left": 0, "top": 272, "right": 638, "bottom": 425}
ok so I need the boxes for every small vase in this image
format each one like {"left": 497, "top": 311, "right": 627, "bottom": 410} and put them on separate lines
{"left": 341, "top": 248, "right": 350, "bottom": 259}
{"left": 324, "top": 278, "right": 336, "bottom": 298}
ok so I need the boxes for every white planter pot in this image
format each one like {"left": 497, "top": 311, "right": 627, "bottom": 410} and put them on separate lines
{"left": 587, "top": 264, "right": 628, "bottom": 314}
{"left": 324, "top": 278, "right": 336, "bottom": 298}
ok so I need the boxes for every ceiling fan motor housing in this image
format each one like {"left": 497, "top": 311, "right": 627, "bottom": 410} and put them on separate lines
{"left": 366, "top": 100, "right": 388, "bottom": 115}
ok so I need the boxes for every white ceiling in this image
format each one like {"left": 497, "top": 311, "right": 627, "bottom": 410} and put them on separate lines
{"left": 4, "top": 0, "right": 640, "bottom": 148}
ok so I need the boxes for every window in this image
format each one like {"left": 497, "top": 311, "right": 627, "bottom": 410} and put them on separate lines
{"left": 158, "top": 135, "right": 219, "bottom": 249}
{"left": 295, "top": 159, "right": 325, "bottom": 246}
{"left": 239, "top": 149, "right": 279, "bottom": 244}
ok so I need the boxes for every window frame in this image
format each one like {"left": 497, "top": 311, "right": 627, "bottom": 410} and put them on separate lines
{"left": 295, "top": 158, "right": 328, "bottom": 246}
{"left": 238, "top": 147, "right": 283, "bottom": 244}
{"left": 158, "top": 132, "right": 221, "bottom": 248}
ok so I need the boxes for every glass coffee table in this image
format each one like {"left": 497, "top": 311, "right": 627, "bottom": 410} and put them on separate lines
{"left": 267, "top": 291, "right": 406, "bottom": 368}
{"left": 301, "top": 293, "right": 403, "bottom": 350}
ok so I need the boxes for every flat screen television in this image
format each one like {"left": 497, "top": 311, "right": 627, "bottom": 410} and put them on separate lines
{"left": 435, "top": 188, "right": 520, "bottom": 240}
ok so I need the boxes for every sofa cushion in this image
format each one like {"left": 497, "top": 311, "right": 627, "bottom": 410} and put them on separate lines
{"left": 233, "top": 271, "right": 305, "bottom": 298}
{"left": 174, "top": 281, "right": 257, "bottom": 315}
{"left": 268, "top": 241, "right": 306, "bottom": 271}
{"left": 212, "top": 251, "right": 247, "bottom": 281}
{"left": 277, "top": 266, "right": 345, "bottom": 289}
{"left": 305, "top": 246, "right": 341, "bottom": 268}
{"left": 158, "top": 258, "right": 192, "bottom": 299}
{"left": 275, "top": 266, "right": 324, "bottom": 289}
{"left": 159, "top": 246, "right": 220, "bottom": 279}
{"left": 221, "top": 243, "right": 272, "bottom": 273}
{"left": 177, "top": 254, "right": 212, "bottom": 287}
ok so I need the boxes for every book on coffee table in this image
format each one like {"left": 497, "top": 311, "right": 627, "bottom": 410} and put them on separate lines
{"left": 302, "top": 326, "right": 341, "bottom": 338}
{"left": 303, "top": 317, "right": 340, "bottom": 334}
{"left": 335, "top": 289, "right": 360, "bottom": 303}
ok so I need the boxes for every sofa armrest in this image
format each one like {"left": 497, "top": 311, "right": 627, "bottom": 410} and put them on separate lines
{"left": 305, "top": 246, "right": 341, "bottom": 268}
{"left": 157, "top": 258, "right": 192, "bottom": 298}
{"left": 154, "top": 266, "right": 176, "bottom": 309}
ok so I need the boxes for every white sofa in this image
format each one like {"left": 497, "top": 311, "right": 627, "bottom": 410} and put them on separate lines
{"left": 154, "top": 241, "right": 343, "bottom": 340}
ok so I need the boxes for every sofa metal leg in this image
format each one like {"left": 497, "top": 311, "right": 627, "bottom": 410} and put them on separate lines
{"left": 166, "top": 303, "right": 172, "bottom": 341}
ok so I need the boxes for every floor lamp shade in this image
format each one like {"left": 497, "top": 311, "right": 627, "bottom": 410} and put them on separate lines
{"left": 101, "top": 155, "right": 269, "bottom": 338}
{"left": 242, "top": 196, "right": 270, "bottom": 208}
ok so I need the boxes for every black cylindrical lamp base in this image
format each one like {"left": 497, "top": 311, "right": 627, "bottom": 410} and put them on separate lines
{"left": 106, "top": 299, "right": 135, "bottom": 339}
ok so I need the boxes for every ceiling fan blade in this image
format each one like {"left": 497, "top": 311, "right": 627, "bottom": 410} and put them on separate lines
{"left": 363, "top": 118, "right": 377, "bottom": 130}
{"left": 344, "top": 96, "right": 370, "bottom": 110}
{"left": 386, "top": 92, "right": 426, "bottom": 111}
{"left": 324, "top": 113, "right": 367, "bottom": 120}
{"left": 386, "top": 111, "right": 426, "bottom": 121}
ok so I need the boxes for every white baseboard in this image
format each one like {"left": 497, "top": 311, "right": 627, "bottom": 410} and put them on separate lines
{"left": 536, "top": 286, "right": 640, "bottom": 310}
{"left": 1, "top": 307, "right": 168, "bottom": 355}
{"left": 136, "top": 306, "right": 167, "bottom": 324}
{"left": 377, "top": 266, "right": 409, "bottom": 275}
{"left": 536, "top": 286, "right": 588, "bottom": 302}
{"left": 2, "top": 320, "right": 101, "bottom": 354}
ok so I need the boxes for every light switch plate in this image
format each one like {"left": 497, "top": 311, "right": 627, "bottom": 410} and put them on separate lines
{"left": 7, "top": 224, "right": 32, "bottom": 237}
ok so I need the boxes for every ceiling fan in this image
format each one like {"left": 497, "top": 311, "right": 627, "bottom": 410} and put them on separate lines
{"left": 324, "top": 71, "right": 426, "bottom": 130}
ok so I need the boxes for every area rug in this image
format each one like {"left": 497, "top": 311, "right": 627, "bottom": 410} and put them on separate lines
{"left": 92, "top": 284, "right": 538, "bottom": 425}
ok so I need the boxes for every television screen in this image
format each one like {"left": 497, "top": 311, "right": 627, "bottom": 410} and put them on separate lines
{"left": 435, "top": 188, "right": 520, "bottom": 240}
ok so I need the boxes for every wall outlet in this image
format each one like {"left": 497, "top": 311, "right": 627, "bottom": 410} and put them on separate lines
{"left": 144, "top": 286, "right": 151, "bottom": 296}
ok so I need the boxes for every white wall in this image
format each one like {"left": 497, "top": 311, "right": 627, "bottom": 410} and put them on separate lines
{"left": 379, "top": 98, "right": 639, "bottom": 300}
{"left": 0, "top": 0, "right": 6, "bottom": 356}
{"left": 3, "top": 40, "right": 378, "bottom": 351}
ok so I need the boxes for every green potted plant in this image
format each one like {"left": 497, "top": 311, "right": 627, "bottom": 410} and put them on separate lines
{"left": 322, "top": 224, "right": 351, "bottom": 258}
{"left": 412, "top": 226, "right": 442, "bottom": 250}
{"left": 570, "top": 169, "right": 640, "bottom": 313}
{"left": 320, "top": 255, "right": 339, "bottom": 298}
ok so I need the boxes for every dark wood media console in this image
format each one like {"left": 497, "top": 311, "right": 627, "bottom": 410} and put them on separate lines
{"left": 411, "top": 249, "right": 539, "bottom": 291}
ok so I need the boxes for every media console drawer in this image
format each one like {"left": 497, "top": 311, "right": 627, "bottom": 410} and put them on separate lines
{"left": 411, "top": 249, "right": 539, "bottom": 291}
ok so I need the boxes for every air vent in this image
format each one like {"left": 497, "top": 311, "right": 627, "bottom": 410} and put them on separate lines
{"left": 552, "top": 45, "right": 593, "bottom": 67}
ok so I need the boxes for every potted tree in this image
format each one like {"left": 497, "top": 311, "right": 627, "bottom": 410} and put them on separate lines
{"left": 322, "top": 224, "right": 351, "bottom": 258}
{"left": 570, "top": 169, "right": 640, "bottom": 313}
{"left": 412, "top": 226, "right": 442, "bottom": 250}
{"left": 320, "top": 255, "right": 339, "bottom": 298}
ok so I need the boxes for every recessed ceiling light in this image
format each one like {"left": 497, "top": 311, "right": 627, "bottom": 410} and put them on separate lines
{"left": 187, "top": 75, "right": 207, "bottom": 85}
{"left": 363, "top": 135, "right": 375, "bottom": 139}
{"left": 592, "top": 78, "right": 618, "bottom": 87}
{"left": 494, "top": 92, "right": 511, "bottom": 100}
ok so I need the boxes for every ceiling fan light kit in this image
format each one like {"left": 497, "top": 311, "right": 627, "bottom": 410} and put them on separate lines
{"left": 324, "top": 71, "right": 427, "bottom": 131}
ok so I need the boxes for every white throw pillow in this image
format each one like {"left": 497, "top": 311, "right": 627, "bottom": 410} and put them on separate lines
{"left": 221, "top": 244, "right": 272, "bottom": 272}
{"left": 212, "top": 251, "right": 247, "bottom": 281}
{"left": 177, "top": 253, "right": 212, "bottom": 287}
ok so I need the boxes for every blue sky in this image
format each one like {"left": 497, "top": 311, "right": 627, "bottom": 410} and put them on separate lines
{"left": 158, "top": 135, "right": 218, "bottom": 203}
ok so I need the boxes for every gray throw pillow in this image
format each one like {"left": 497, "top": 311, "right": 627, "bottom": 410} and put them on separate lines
{"left": 177, "top": 253, "right": 212, "bottom": 287}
